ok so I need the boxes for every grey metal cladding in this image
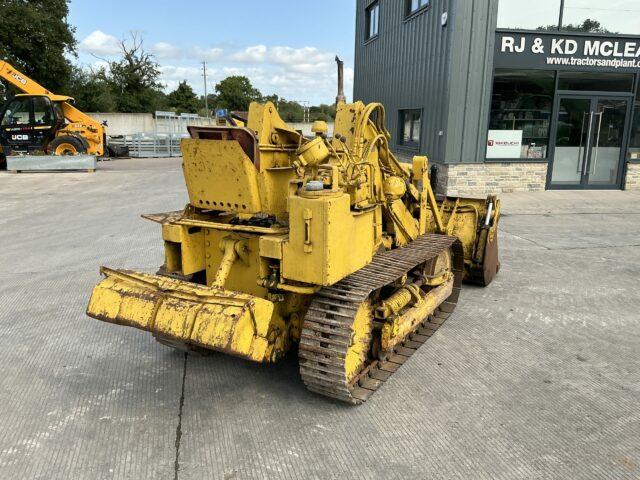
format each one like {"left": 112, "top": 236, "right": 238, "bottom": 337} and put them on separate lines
{"left": 354, "top": 0, "right": 498, "bottom": 165}
{"left": 446, "top": 0, "right": 498, "bottom": 164}
{"left": 354, "top": 0, "right": 453, "bottom": 163}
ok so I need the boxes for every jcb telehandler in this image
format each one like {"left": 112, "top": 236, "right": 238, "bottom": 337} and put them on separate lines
{"left": 0, "top": 61, "right": 122, "bottom": 167}
{"left": 87, "top": 76, "right": 500, "bottom": 404}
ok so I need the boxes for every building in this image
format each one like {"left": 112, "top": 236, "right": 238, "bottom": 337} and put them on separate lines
{"left": 354, "top": 0, "right": 640, "bottom": 194}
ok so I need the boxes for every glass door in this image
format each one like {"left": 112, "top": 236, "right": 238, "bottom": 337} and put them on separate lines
{"left": 550, "top": 97, "right": 591, "bottom": 186}
{"left": 586, "top": 99, "right": 628, "bottom": 187}
{"left": 549, "top": 95, "right": 631, "bottom": 189}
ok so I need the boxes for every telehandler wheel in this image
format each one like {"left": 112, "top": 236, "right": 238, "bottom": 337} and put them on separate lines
{"left": 49, "top": 135, "right": 87, "bottom": 156}
{"left": 107, "top": 144, "right": 130, "bottom": 158}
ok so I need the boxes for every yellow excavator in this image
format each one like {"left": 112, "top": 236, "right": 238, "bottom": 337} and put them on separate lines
{"left": 0, "top": 60, "right": 107, "bottom": 165}
{"left": 86, "top": 76, "right": 500, "bottom": 404}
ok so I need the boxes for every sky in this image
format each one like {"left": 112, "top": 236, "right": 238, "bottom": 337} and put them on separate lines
{"left": 68, "top": 0, "right": 356, "bottom": 105}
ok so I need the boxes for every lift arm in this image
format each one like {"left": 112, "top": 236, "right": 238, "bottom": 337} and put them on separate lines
{"left": 0, "top": 60, "right": 69, "bottom": 100}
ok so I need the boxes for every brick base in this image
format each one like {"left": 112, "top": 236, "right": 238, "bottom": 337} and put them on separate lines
{"left": 433, "top": 162, "right": 548, "bottom": 196}
{"left": 625, "top": 162, "right": 640, "bottom": 190}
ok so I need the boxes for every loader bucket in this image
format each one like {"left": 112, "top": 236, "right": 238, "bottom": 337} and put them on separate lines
{"left": 468, "top": 224, "right": 500, "bottom": 286}
{"left": 467, "top": 194, "right": 500, "bottom": 286}
{"left": 438, "top": 195, "right": 500, "bottom": 286}
{"left": 87, "top": 267, "right": 277, "bottom": 362}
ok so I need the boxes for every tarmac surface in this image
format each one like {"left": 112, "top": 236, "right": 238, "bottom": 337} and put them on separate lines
{"left": 0, "top": 157, "right": 638, "bottom": 480}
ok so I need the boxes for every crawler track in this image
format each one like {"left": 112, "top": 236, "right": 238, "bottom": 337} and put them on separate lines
{"left": 299, "top": 234, "right": 464, "bottom": 404}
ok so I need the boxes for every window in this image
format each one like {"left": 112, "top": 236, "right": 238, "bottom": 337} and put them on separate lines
{"left": 406, "top": 0, "right": 429, "bottom": 17}
{"left": 497, "top": 0, "right": 562, "bottom": 30}
{"left": 33, "top": 97, "right": 53, "bottom": 126}
{"left": 562, "top": 1, "right": 640, "bottom": 35}
{"left": 366, "top": 2, "right": 379, "bottom": 40}
{"left": 1, "top": 98, "right": 31, "bottom": 126}
{"left": 53, "top": 102, "right": 65, "bottom": 122}
{"left": 399, "top": 109, "right": 421, "bottom": 148}
{"left": 558, "top": 72, "right": 634, "bottom": 93}
{"left": 497, "top": 0, "right": 640, "bottom": 35}
{"left": 488, "top": 69, "right": 555, "bottom": 159}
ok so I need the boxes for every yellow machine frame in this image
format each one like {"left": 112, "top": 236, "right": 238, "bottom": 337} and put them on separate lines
{"left": 87, "top": 97, "right": 500, "bottom": 403}
{"left": 88, "top": 100, "right": 499, "bottom": 361}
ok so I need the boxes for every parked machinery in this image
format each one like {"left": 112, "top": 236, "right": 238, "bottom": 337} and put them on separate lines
{"left": 87, "top": 97, "right": 500, "bottom": 404}
{"left": 0, "top": 61, "right": 127, "bottom": 165}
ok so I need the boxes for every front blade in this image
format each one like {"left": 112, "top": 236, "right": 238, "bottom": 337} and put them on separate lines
{"left": 87, "top": 267, "right": 276, "bottom": 362}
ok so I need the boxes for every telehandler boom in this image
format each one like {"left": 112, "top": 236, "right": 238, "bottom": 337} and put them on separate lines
{"left": 0, "top": 61, "right": 106, "bottom": 160}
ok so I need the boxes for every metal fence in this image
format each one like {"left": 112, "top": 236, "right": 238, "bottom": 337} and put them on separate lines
{"left": 107, "top": 133, "right": 186, "bottom": 157}
{"left": 108, "top": 111, "right": 215, "bottom": 158}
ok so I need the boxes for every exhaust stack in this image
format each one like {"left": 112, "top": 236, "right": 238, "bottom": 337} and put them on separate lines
{"left": 335, "top": 56, "right": 346, "bottom": 105}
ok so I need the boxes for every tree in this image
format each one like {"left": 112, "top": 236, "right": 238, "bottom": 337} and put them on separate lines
{"left": 167, "top": 80, "right": 200, "bottom": 114}
{"left": 0, "top": 0, "right": 76, "bottom": 92}
{"left": 106, "top": 33, "right": 166, "bottom": 113}
{"left": 66, "top": 66, "right": 116, "bottom": 112}
{"left": 198, "top": 93, "right": 216, "bottom": 117}
{"left": 277, "top": 99, "right": 305, "bottom": 122}
{"left": 214, "top": 76, "right": 262, "bottom": 111}
{"left": 563, "top": 19, "right": 612, "bottom": 34}
{"left": 262, "top": 93, "right": 280, "bottom": 107}
{"left": 310, "top": 104, "right": 337, "bottom": 122}
{"left": 537, "top": 18, "right": 613, "bottom": 34}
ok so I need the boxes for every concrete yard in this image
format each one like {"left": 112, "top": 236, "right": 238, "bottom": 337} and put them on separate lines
{"left": 0, "top": 157, "right": 638, "bottom": 480}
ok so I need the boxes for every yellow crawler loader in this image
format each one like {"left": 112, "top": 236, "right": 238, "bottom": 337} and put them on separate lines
{"left": 87, "top": 98, "right": 500, "bottom": 404}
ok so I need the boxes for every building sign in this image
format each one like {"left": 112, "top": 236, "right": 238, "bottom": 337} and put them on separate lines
{"left": 487, "top": 130, "right": 522, "bottom": 159}
{"left": 494, "top": 32, "right": 640, "bottom": 72}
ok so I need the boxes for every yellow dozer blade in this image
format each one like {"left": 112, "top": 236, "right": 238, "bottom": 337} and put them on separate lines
{"left": 86, "top": 267, "right": 277, "bottom": 362}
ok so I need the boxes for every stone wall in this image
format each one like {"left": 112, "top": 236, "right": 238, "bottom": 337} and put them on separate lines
{"left": 625, "top": 162, "right": 640, "bottom": 190}
{"left": 433, "top": 162, "right": 548, "bottom": 196}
